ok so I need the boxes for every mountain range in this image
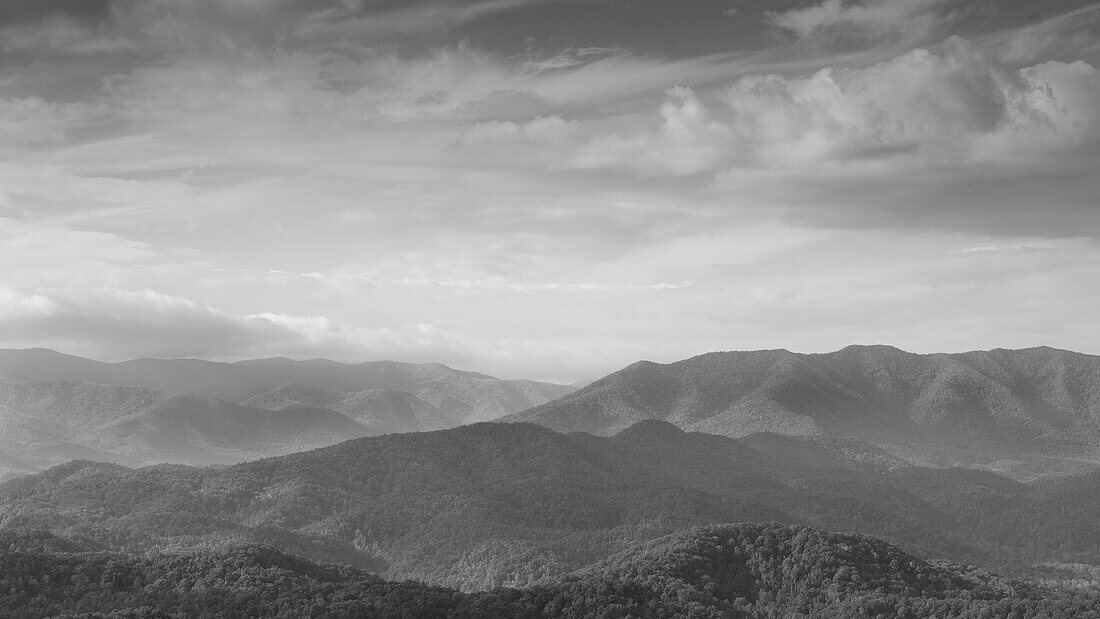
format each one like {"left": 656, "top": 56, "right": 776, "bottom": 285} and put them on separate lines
{"left": 505, "top": 345, "right": 1100, "bottom": 478}
{"left": 7, "top": 345, "right": 1100, "bottom": 480}
{"left": 0, "top": 348, "right": 573, "bottom": 478}
{"left": 4, "top": 419, "right": 1099, "bottom": 592}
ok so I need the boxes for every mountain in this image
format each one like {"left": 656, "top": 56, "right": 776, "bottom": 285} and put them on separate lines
{"left": 0, "top": 349, "right": 574, "bottom": 477}
{"left": 0, "top": 380, "right": 368, "bottom": 472}
{"left": 3, "top": 420, "right": 1099, "bottom": 591}
{"left": 240, "top": 384, "right": 463, "bottom": 433}
{"left": 504, "top": 345, "right": 1100, "bottom": 477}
{"left": 0, "top": 350, "right": 572, "bottom": 418}
{"left": 3, "top": 523, "right": 1098, "bottom": 618}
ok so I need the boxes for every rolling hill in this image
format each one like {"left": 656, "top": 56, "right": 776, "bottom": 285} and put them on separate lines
{"left": 3, "top": 523, "right": 1097, "bottom": 618}
{"left": 3, "top": 420, "right": 1099, "bottom": 591}
{"left": 504, "top": 345, "right": 1100, "bottom": 477}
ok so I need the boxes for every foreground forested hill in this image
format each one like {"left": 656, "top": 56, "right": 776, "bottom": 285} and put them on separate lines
{"left": 3, "top": 523, "right": 1097, "bottom": 618}
{"left": 3, "top": 421, "right": 1100, "bottom": 591}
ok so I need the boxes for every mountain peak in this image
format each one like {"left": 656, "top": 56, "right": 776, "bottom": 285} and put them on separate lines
{"left": 834, "top": 344, "right": 910, "bottom": 355}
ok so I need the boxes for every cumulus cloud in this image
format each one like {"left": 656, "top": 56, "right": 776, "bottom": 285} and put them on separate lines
{"left": 700, "top": 39, "right": 1100, "bottom": 233}
{"left": 717, "top": 40, "right": 1100, "bottom": 168}
{"left": 459, "top": 41, "right": 1100, "bottom": 181}
{"left": 568, "top": 86, "right": 734, "bottom": 175}
{"left": 463, "top": 87, "right": 740, "bottom": 176}
{"left": 703, "top": 43, "right": 1100, "bottom": 235}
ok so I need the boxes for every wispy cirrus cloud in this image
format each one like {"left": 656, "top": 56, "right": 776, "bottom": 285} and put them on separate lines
{"left": 767, "top": 0, "right": 957, "bottom": 44}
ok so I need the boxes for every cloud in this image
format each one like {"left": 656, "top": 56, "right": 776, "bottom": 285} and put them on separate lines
{"left": 767, "top": 0, "right": 953, "bottom": 44}
{"left": 0, "top": 0, "right": 114, "bottom": 26}
{"left": 702, "top": 41, "right": 1100, "bottom": 235}
{"left": 0, "top": 218, "right": 156, "bottom": 282}
{"left": 0, "top": 285, "right": 426, "bottom": 361}
{"left": 0, "top": 287, "right": 335, "bottom": 359}
{"left": 0, "top": 98, "right": 105, "bottom": 147}
{"left": 554, "top": 40, "right": 1089, "bottom": 178}
{"left": 720, "top": 41, "right": 1032, "bottom": 167}
{"left": 0, "top": 0, "right": 560, "bottom": 57}
{"left": 0, "top": 285, "right": 641, "bottom": 380}
{"left": 290, "top": 0, "right": 550, "bottom": 41}
{"left": 0, "top": 17, "right": 132, "bottom": 55}
{"left": 568, "top": 86, "right": 735, "bottom": 176}
{"left": 978, "top": 3, "right": 1100, "bottom": 66}
{"left": 460, "top": 41, "right": 1100, "bottom": 177}
{"left": 3, "top": 0, "right": 1100, "bottom": 380}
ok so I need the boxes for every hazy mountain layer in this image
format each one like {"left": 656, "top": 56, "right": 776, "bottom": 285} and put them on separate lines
{"left": 3, "top": 420, "right": 1098, "bottom": 591}
{"left": 0, "top": 381, "right": 368, "bottom": 473}
{"left": 505, "top": 345, "right": 1100, "bottom": 477}
{"left": 4, "top": 524, "right": 1097, "bottom": 618}
{"left": 0, "top": 349, "right": 574, "bottom": 477}
{"left": 0, "top": 350, "right": 573, "bottom": 420}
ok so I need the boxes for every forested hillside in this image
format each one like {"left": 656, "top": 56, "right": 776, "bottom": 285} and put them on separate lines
{"left": 3, "top": 420, "right": 1099, "bottom": 591}
{"left": 506, "top": 346, "right": 1100, "bottom": 477}
{"left": 3, "top": 524, "right": 1097, "bottom": 618}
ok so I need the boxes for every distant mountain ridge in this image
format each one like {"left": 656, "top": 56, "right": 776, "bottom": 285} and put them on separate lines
{"left": 0, "top": 349, "right": 563, "bottom": 404}
{"left": 504, "top": 345, "right": 1100, "bottom": 477}
{"left": 0, "top": 380, "right": 369, "bottom": 474}
{"left": 0, "top": 349, "right": 574, "bottom": 478}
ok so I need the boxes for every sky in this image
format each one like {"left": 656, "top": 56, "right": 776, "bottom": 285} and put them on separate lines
{"left": 1, "top": 0, "right": 1099, "bottom": 382}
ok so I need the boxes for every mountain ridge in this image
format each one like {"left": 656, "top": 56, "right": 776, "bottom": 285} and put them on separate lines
{"left": 0, "top": 348, "right": 575, "bottom": 477}
{"left": 504, "top": 345, "right": 1100, "bottom": 477}
{"left": 4, "top": 419, "right": 1100, "bottom": 591}
{"left": 0, "top": 380, "right": 369, "bottom": 472}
